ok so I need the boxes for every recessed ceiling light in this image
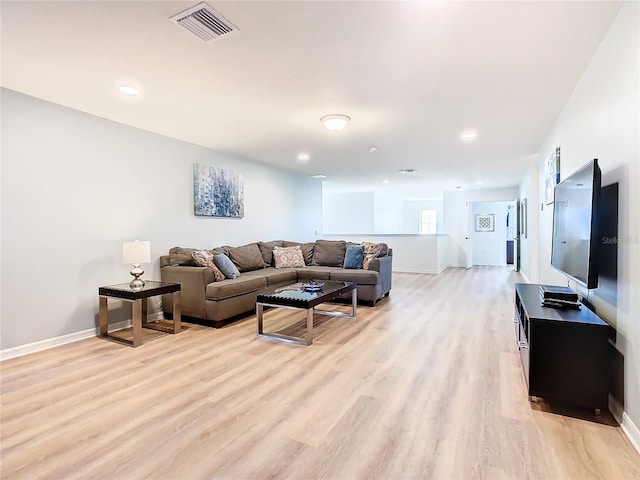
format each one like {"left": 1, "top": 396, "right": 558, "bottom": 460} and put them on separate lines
{"left": 119, "top": 85, "right": 140, "bottom": 96}
{"left": 321, "top": 114, "right": 350, "bottom": 132}
{"left": 382, "top": 179, "right": 390, "bottom": 184}
{"left": 297, "top": 153, "right": 310, "bottom": 161}
{"left": 399, "top": 169, "right": 417, "bottom": 174}
{"left": 370, "top": 146, "right": 379, "bottom": 153}
{"left": 461, "top": 131, "right": 478, "bottom": 141}
{"left": 311, "top": 174, "right": 326, "bottom": 179}
{"left": 476, "top": 181, "right": 484, "bottom": 185}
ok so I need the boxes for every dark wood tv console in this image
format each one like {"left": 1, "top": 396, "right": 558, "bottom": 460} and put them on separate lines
{"left": 514, "top": 283, "right": 610, "bottom": 412}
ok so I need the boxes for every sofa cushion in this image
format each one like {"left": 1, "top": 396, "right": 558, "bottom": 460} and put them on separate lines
{"left": 226, "top": 243, "right": 265, "bottom": 272}
{"left": 282, "top": 241, "right": 314, "bottom": 265}
{"left": 206, "top": 276, "right": 267, "bottom": 300}
{"left": 312, "top": 240, "right": 346, "bottom": 267}
{"left": 330, "top": 268, "right": 379, "bottom": 285}
{"left": 260, "top": 267, "right": 298, "bottom": 286}
{"left": 295, "top": 266, "right": 338, "bottom": 281}
{"left": 213, "top": 253, "right": 241, "bottom": 279}
{"left": 169, "top": 247, "right": 198, "bottom": 266}
{"left": 343, "top": 245, "right": 365, "bottom": 269}
{"left": 273, "top": 246, "right": 306, "bottom": 268}
{"left": 257, "top": 240, "right": 283, "bottom": 267}
{"left": 191, "top": 250, "right": 225, "bottom": 282}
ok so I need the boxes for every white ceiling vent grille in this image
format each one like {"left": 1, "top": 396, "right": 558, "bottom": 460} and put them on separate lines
{"left": 170, "top": 2, "right": 238, "bottom": 42}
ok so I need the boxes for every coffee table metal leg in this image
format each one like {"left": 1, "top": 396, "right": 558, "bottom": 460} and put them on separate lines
{"left": 352, "top": 288, "right": 357, "bottom": 316}
{"left": 257, "top": 303, "right": 264, "bottom": 335}
{"left": 132, "top": 299, "right": 143, "bottom": 347}
{"left": 307, "top": 308, "right": 314, "bottom": 345}
{"left": 99, "top": 297, "right": 108, "bottom": 337}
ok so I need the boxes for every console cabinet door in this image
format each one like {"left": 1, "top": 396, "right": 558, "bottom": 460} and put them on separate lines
{"left": 529, "top": 320, "right": 609, "bottom": 408}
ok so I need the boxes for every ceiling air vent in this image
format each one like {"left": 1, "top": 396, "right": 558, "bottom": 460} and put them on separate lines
{"left": 170, "top": 2, "right": 238, "bottom": 43}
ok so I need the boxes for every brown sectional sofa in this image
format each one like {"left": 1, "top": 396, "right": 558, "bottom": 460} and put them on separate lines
{"left": 159, "top": 239, "right": 393, "bottom": 328}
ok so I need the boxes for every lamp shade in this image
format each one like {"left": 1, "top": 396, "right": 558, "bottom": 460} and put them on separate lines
{"left": 122, "top": 240, "right": 151, "bottom": 265}
{"left": 321, "top": 114, "right": 350, "bottom": 132}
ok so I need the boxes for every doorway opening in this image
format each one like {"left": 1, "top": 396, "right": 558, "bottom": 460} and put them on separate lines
{"left": 466, "top": 200, "right": 518, "bottom": 270}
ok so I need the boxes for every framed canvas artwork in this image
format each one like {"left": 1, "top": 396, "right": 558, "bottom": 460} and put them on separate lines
{"left": 475, "top": 214, "right": 495, "bottom": 232}
{"left": 193, "top": 164, "right": 244, "bottom": 217}
{"left": 544, "top": 146, "right": 561, "bottom": 205}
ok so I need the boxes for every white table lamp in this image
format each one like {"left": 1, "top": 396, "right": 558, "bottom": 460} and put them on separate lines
{"left": 122, "top": 240, "right": 151, "bottom": 289}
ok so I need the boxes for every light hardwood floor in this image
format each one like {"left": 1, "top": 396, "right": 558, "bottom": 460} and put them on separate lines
{"left": 1, "top": 267, "right": 639, "bottom": 479}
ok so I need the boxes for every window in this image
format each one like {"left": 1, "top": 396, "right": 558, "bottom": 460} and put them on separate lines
{"left": 420, "top": 209, "right": 437, "bottom": 234}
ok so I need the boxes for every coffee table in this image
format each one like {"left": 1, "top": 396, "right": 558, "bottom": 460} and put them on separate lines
{"left": 256, "top": 281, "right": 356, "bottom": 346}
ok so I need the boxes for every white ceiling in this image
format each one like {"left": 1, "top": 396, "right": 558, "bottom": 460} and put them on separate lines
{"left": 1, "top": 1, "right": 622, "bottom": 192}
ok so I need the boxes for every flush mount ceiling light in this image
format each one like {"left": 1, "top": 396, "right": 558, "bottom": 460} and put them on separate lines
{"left": 311, "top": 174, "right": 327, "bottom": 179}
{"left": 297, "top": 153, "right": 310, "bottom": 161}
{"left": 321, "top": 114, "right": 350, "bottom": 132}
{"left": 399, "top": 169, "right": 417, "bottom": 174}
{"left": 461, "top": 131, "right": 478, "bottom": 141}
{"left": 119, "top": 85, "right": 140, "bottom": 96}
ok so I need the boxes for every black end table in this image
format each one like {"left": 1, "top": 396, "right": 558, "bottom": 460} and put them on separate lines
{"left": 98, "top": 281, "right": 181, "bottom": 347}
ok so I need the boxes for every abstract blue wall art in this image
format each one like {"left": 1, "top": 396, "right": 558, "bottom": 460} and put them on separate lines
{"left": 193, "top": 164, "right": 244, "bottom": 217}
{"left": 544, "top": 146, "right": 561, "bottom": 205}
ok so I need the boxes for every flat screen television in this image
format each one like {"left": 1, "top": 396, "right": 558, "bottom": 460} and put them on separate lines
{"left": 551, "top": 159, "right": 601, "bottom": 289}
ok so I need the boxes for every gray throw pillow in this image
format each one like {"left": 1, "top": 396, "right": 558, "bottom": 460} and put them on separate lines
{"left": 343, "top": 245, "right": 365, "bottom": 269}
{"left": 213, "top": 253, "right": 240, "bottom": 279}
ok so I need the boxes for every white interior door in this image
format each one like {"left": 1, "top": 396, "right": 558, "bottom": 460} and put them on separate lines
{"left": 465, "top": 202, "right": 473, "bottom": 269}
{"left": 514, "top": 199, "right": 521, "bottom": 272}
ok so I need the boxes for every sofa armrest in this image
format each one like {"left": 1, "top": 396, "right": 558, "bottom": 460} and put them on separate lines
{"left": 160, "top": 266, "right": 215, "bottom": 319}
{"left": 368, "top": 255, "right": 392, "bottom": 296}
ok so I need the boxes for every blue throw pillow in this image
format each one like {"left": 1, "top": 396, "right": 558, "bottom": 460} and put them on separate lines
{"left": 213, "top": 253, "right": 240, "bottom": 279}
{"left": 343, "top": 245, "right": 365, "bottom": 269}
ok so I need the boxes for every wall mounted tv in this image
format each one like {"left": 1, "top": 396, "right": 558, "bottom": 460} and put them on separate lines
{"left": 551, "top": 158, "right": 601, "bottom": 289}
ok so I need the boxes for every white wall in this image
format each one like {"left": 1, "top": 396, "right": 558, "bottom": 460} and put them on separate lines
{"left": 519, "top": 164, "right": 540, "bottom": 282}
{"left": 536, "top": 2, "right": 639, "bottom": 441}
{"left": 0, "top": 89, "right": 322, "bottom": 350}
{"left": 444, "top": 187, "right": 520, "bottom": 267}
{"left": 322, "top": 181, "right": 444, "bottom": 234}
{"left": 322, "top": 191, "right": 374, "bottom": 233}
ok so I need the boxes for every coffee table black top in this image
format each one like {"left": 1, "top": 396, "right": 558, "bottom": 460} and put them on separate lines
{"left": 257, "top": 281, "right": 355, "bottom": 309}
{"left": 99, "top": 281, "right": 180, "bottom": 300}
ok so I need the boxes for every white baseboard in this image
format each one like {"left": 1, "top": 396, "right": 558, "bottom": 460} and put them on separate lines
{"left": 610, "top": 396, "right": 640, "bottom": 455}
{"left": 519, "top": 270, "right": 530, "bottom": 283}
{"left": 393, "top": 266, "right": 449, "bottom": 274}
{"left": 0, "top": 312, "right": 163, "bottom": 361}
{"left": 622, "top": 412, "right": 640, "bottom": 455}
